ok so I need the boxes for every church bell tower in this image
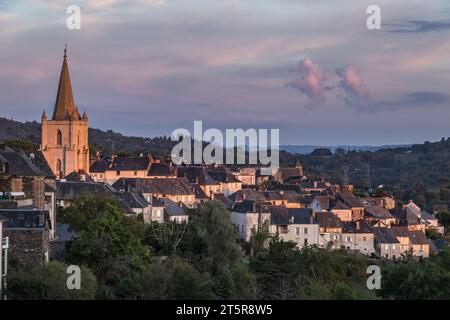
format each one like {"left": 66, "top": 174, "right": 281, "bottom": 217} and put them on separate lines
{"left": 41, "top": 47, "right": 89, "bottom": 178}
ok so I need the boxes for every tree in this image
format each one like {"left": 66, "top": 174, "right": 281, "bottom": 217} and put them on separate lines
{"left": 8, "top": 261, "right": 97, "bottom": 300}
{"left": 66, "top": 199, "right": 150, "bottom": 285}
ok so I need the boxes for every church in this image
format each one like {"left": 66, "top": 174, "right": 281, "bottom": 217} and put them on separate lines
{"left": 40, "top": 48, "right": 89, "bottom": 178}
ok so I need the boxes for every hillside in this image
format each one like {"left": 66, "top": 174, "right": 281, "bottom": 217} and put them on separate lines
{"left": 0, "top": 116, "right": 176, "bottom": 156}
{"left": 2, "top": 116, "right": 450, "bottom": 192}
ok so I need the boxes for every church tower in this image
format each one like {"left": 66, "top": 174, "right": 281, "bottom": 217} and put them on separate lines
{"left": 41, "top": 48, "right": 89, "bottom": 178}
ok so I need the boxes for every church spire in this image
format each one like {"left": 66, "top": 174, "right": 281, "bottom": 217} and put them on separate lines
{"left": 52, "top": 46, "right": 80, "bottom": 120}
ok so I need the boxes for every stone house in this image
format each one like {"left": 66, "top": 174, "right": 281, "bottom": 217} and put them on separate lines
{"left": 315, "top": 211, "right": 343, "bottom": 249}
{"left": 340, "top": 221, "right": 375, "bottom": 256}
{"left": 373, "top": 227, "right": 402, "bottom": 260}
{"left": 268, "top": 206, "right": 319, "bottom": 249}
{"left": 0, "top": 209, "right": 51, "bottom": 266}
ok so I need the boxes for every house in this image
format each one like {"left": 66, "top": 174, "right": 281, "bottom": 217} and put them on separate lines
{"left": 90, "top": 155, "right": 175, "bottom": 184}
{"left": 0, "top": 144, "right": 57, "bottom": 239}
{"left": 330, "top": 200, "right": 352, "bottom": 221}
{"left": 206, "top": 166, "right": 242, "bottom": 196}
{"left": 116, "top": 191, "right": 166, "bottom": 223}
{"left": 373, "top": 227, "right": 402, "bottom": 260}
{"left": 336, "top": 192, "right": 365, "bottom": 220}
{"left": 408, "top": 231, "right": 430, "bottom": 258}
{"left": 315, "top": 211, "right": 343, "bottom": 249}
{"left": 0, "top": 209, "right": 52, "bottom": 266}
{"left": 364, "top": 205, "right": 397, "bottom": 227}
{"left": 56, "top": 180, "right": 114, "bottom": 208}
{"left": 340, "top": 221, "right": 375, "bottom": 255}
{"left": 177, "top": 166, "right": 221, "bottom": 198}
{"left": 113, "top": 177, "right": 195, "bottom": 206}
{"left": 310, "top": 195, "right": 330, "bottom": 212}
{"left": 421, "top": 210, "right": 444, "bottom": 234}
{"left": 390, "top": 226, "right": 411, "bottom": 256}
{"left": 231, "top": 200, "right": 270, "bottom": 242}
{"left": 272, "top": 160, "right": 304, "bottom": 184}
{"left": 230, "top": 167, "right": 256, "bottom": 186}
{"left": 268, "top": 206, "right": 319, "bottom": 249}
{"left": 160, "top": 198, "right": 190, "bottom": 224}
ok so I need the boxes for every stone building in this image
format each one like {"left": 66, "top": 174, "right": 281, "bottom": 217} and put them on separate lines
{"left": 0, "top": 210, "right": 51, "bottom": 266}
{"left": 41, "top": 48, "right": 89, "bottom": 178}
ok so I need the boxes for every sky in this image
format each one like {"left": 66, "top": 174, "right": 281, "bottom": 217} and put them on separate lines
{"left": 0, "top": 0, "right": 450, "bottom": 145}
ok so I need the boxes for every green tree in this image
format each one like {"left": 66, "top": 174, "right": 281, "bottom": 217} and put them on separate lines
{"left": 8, "top": 261, "right": 97, "bottom": 300}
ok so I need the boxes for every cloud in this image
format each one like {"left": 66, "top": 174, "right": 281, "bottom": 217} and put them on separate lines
{"left": 379, "top": 91, "right": 450, "bottom": 109}
{"left": 336, "top": 65, "right": 373, "bottom": 112}
{"left": 285, "top": 59, "right": 327, "bottom": 109}
{"left": 386, "top": 19, "right": 450, "bottom": 33}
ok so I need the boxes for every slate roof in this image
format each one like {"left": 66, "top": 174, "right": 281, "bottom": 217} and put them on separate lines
{"left": 313, "top": 195, "right": 330, "bottom": 210}
{"left": 110, "top": 156, "right": 150, "bottom": 171}
{"left": 332, "top": 200, "right": 350, "bottom": 210}
{"left": 0, "top": 209, "right": 50, "bottom": 229}
{"left": 365, "top": 205, "right": 396, "bottom": 219}
{"left": 373, "top": 227, "right": 399, "bottom": 244}
{"left": 0, "top": 147, "right": 46, "bottom": 177}
{"left": 342, "top": 221, "right": 373, "bottom": 233}
{"left": 160, "top": 198, "right": 189, "bottom": 216}
{"left": 191, "top": 183, "right": 209, "bottom": 200}
{"left": 315, "top": 211, "right": 342, "bottom": 229}
{"left": 177, "top": 166, "right": 219, "bottom": 185}
{"left": 89, "top": 159, "right": 109, "bottom": 173}
{"left": 207, "top": 169, "right": 241, "bottom": 183}
{"left": 338, "top": 192, "right": 364, "bottom": 208}
{"left": 112, "top": 178, "right": 194, "bottom": 196}
{"left": 268, "top": 206, "right": 317, "bottom": 225}
{"left": 408, "top": 231, "right": 429, "bottom": 245}
{"left": 65, "top": 171, "right": 94, "bottom": 182}
{"left": 148, "top": 163, "right": 174, "bottom": 176}
{"left": 117, "top": 191, "right": 150, "bottom": 209}
{"left": 56, "top": 181, "right": 113, "bottom": 200}
{"left": 391, "top": 226, "right": 410, "bottom": 238}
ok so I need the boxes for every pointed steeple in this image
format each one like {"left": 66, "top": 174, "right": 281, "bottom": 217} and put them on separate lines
{"left": 52, "top": 46, "right": 80, "bottom": 120}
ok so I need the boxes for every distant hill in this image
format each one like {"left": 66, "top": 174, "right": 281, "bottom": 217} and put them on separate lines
{"left": 2, "top": 116, "right": 450, "bottom": 191}
{"left": 280, "top": 144, "right": 409, "bottom": 154}
{"left": 0, "top": 116, "right": 176, "bottom": 156}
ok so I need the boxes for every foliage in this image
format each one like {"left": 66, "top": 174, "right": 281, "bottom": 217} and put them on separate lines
{"left": 378, "top": 247, "right": 450, "bottom": 300}
{"left": 7, "top": 261, "right": 97, "bottom": 300}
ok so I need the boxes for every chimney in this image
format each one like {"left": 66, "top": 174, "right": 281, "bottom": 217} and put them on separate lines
{"left": 289, "top": 215, "right": 294, "bottom": 224}
{"left": 356, "top": 221, "right": 360, "bottom": 230}
{"left": 309, "top": 214, "right": 314, "bottom": 224}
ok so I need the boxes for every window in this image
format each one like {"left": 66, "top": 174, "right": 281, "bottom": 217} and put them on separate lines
{"left": 116, "top": 171, "right": 120, "bottom": 176}
{"left": 385, "top": 245, "right": 389, "bottom": 250}
{"left": 56, "top": 159, "right": 62, "bottom": 173}
{"left": 346, "top": 236, "right": 351, "bottom": 242}
{"left": 57, "top": 130, "right": 62, "bottom": 146}
{"left": 155, "top": 210, "right": 161, "bottom": 218}
{"left": 134, "top": 171, "right": 137, "bottom": 176}
{"left": 296, "top": 227, "right": 300, "bottom": 235}
{"left": 304, "top": 227, "right": 308, "bottom": 234}
{"left": 363, "top": 237, "right": 367, "bottom": 241}
{"left": 392, "top": 245, "right": 396, "bottom": 250}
